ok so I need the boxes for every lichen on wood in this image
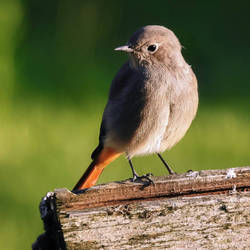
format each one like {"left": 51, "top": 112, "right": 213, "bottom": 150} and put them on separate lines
{"left": 33, "top": 166, "right": 250, "bottom": 249}
{"left": 59, "top": 193, "right": 250, "bottom": 249}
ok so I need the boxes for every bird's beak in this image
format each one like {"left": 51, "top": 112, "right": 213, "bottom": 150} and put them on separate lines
{"left": 114, "top": 45, "right": 134, "bottom": 53}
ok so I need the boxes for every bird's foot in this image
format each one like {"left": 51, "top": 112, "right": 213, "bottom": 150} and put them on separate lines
{"left": 168, "top": 169, "right": 177, "bottom": 175}
{"left": 131, "top": 173, "right": 154, "bottom": 185}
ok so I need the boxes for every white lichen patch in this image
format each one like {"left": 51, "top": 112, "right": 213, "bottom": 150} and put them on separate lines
{"left": 185, "top": 170, "right": 199, "bottom": 179}
{"left": 44, "top": 191, "right": 54, "bottom": 201}
{"left": 226, "top": 169, "right": 236, "bottom": 179}
{"left": 229, "top": 184, "right": 237, "bottom": 195}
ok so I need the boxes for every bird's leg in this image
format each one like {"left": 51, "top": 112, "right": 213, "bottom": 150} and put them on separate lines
{"left": 157, "top": 153, "right": 176, "bottom": 175}
{"left": 128, "top": 158, "right": 154, "bottom": 184}
{"left": 128, "top": 158, "right": 138, "bottom": 182}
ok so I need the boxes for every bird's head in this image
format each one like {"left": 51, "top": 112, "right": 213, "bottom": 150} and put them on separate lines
{"left": 115, "top": 25, "right": 182, "bottom": 69}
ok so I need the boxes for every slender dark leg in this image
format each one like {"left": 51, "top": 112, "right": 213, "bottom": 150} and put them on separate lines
{"left": 128, "top": 158, "right": 153, "bottom": 184}
{"left": 128, "top": 159, "right": 138, "bottom": 181}
{"left": 157, "top": 153, "right": 176, "bottom": 175}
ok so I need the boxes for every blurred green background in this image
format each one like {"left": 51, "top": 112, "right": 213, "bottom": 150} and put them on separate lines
{"left": 0, "top": 0, "right": 249, "bottom": 249}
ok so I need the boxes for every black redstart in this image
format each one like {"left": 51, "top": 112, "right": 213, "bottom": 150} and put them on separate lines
{"left": 73, "top": 25, "right": 198, "bottom": 190}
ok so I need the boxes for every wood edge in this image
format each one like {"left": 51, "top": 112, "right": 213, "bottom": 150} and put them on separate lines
{"left": 54, "top": 166, "right": 250, "bottom": 207}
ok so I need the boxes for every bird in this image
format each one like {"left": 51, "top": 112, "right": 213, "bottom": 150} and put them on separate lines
{"left": 73, "top": 25, "right": 198, "bottom": 191}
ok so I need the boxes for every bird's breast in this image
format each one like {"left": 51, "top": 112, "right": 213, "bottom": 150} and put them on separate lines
{"left": 125, "top": 79, "right": 171, "bottom": 157}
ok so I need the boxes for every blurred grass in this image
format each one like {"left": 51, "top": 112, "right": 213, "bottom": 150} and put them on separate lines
{"left": 0, "top": 100, "right": 249, "bottom": 249}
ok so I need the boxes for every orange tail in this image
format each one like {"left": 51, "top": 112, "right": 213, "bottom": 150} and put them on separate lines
{"left": 72, "top": 147, "right": 121, "bottom": 191}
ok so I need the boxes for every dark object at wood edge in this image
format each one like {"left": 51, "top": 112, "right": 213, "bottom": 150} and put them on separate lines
{"left": 32, "top": 192, "right": 66, "bottom": 250}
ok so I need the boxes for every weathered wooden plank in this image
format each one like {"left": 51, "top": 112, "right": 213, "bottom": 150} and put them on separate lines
{"left": 56, "top": 166, "right": 250, "bottom": 210}
{"left": 60, "top": 192, "right": 250, "bottom": 249}
{"left": 33, "top": 166, "right": 250, "bottom": 249}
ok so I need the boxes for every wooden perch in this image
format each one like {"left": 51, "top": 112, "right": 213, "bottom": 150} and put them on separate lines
{"left": 33, "top": 166, "right": 250, "bottom": 249}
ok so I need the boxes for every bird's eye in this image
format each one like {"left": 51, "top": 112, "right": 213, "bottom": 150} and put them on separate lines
{"left": 147, "top": 44, "right": 158, "bottom": 52}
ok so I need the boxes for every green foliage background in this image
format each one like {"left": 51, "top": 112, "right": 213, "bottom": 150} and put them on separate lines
{"left": 0, "top": 1, "right": 249, "bottom": 249}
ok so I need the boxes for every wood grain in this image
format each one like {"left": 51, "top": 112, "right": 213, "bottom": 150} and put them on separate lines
{"left": 33, "top": 166, "right": 250, "bottom": 249}
{"left": 60, "top": 193, "right": 250, "bottom": 249}
{"left": 56, "top": 166, "right": 250, "bottom": 210}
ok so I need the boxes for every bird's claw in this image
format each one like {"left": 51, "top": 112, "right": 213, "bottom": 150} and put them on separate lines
{"left": 131, "top": 173, "right": 154, "bottom": 185}
{"left": 168, "top": 170, "right": 176, "bottom": 175}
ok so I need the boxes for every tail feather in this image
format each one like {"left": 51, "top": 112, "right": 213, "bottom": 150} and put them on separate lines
{"left": 72, "top": 160, "right": 103, "bottom": 190}
{"left": 72, "top": 147, "right": 121, "bottom": 191}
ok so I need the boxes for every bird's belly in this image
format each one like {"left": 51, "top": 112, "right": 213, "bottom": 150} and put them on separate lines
{"left": 127, "top": 99, "right": 197, "bottom": 157}
{"left": 127, "top": 104, "right": 170, "bottom": 157}
{"left": 134, "top": 126, "right": 166, "bottom": 155}
{"left": 160, "top": 119, "right": 190, "bottom": 151}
